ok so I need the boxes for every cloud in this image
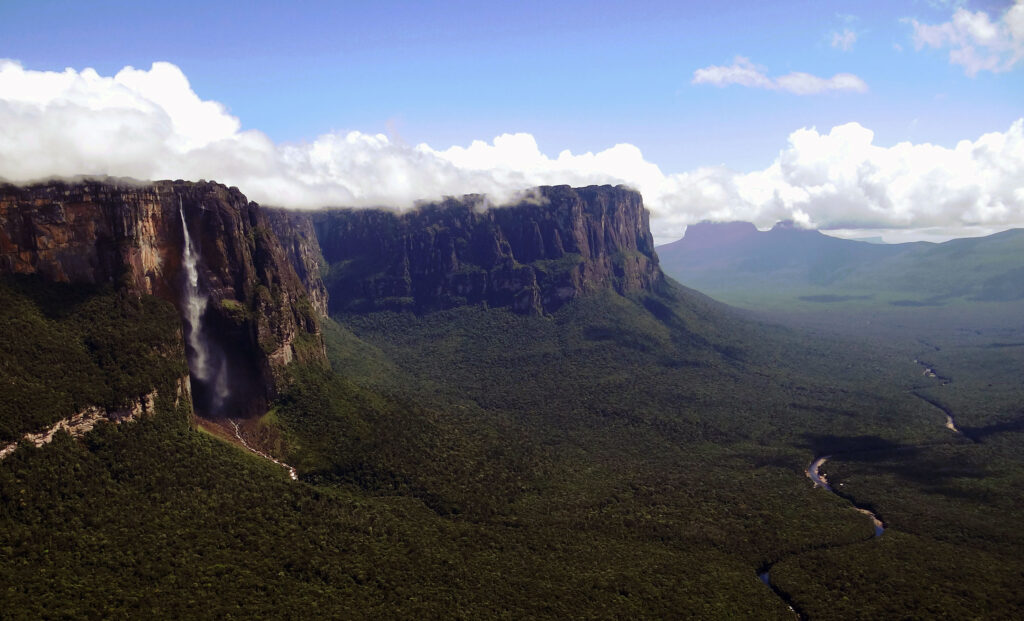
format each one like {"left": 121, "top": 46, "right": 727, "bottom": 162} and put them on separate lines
{"left": 691, "top": 56, "right": 868, "bottom": 94}
{"left": 831, "top": 29, "right": 858, "bottom": 51}
{"left": 691, "top": 57, "right": 775, "bottom": 89}
{"left": 647, "top": 119, "right": 1024, "bottom": 241}
{"left": 0, "top": 60, "right": 666, "bottom": 209}
{"left": 2, "top": 60, "right": 1023, "bottom": 244}
{"left": 908, "top": 0, "right": 1024, "bottom": 75}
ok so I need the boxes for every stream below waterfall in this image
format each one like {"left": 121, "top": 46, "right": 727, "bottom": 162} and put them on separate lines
{"left": 911, "top": 358, "right": 966, "bottom": 437}
{"left": 229, "top": 420, "right": 298, "bottom": 481}
{"left": 806, "top": 456, "right": 885, "bottom": 537}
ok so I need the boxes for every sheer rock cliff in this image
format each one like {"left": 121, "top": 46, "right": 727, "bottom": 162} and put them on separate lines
{"left": 0, "top": 178, "right": 325, "bottom": 418}
{"left": 305, "top": 184, "right": 662, "bottom": 315}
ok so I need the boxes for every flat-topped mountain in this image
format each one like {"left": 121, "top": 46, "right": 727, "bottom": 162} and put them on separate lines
{"left": 659, "top": 220, "right": 910, "bottom": 286}
{"left": 294, "top": 185, "right": 661, "bottom": 315}
{"left": 673, "top": 220, "right": 759, "bottom": 254}
{"left": 0, "top": 179, "right": 665, "bottom": 415}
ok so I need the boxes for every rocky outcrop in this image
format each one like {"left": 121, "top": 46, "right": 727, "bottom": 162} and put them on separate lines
{"left": 0, "top": 178, "right": 325, "bottom": 418}
{"left": 0, "top": 375, "right": 189, "bottom": 461}
{"left": 311, "top": 185, "right": 662, "bottom": 315}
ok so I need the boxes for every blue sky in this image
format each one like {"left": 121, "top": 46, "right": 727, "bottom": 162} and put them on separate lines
{"left": 1, "top": 1, "right": 1022, "bottom": 241}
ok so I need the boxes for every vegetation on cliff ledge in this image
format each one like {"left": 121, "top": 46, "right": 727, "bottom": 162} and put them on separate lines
{"left": 0, "top": 276, "right": 186, "bottom": 443}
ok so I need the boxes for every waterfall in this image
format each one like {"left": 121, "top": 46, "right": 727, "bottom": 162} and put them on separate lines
{"left": 180, "top": 200, "right": 229, "bottom": 413}
{"left": 180, "top": 201, "right": 210, "bottom": 381}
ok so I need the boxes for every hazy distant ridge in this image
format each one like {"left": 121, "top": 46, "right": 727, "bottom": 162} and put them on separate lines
{"left": 657, "top": 221, "right": 1024, "bottom": 306}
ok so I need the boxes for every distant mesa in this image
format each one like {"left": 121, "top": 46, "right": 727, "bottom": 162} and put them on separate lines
{"left": 678, "top": 221, "right": 759, "bottom": 251}
{"left": 798, "top": 294, "right": 874, "bottom": 303}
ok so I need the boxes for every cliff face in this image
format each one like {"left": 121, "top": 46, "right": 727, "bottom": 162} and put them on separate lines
{"left": 0, "top": 180, "right": 660, "bottom": 418}
{"left": 264, "top": 209, "right": 329, "bottom": 317}
{"left": 0, "top": 178, "right": 180, "bottom": 297}
{"left": 311, "top": 185, "right": 661, "bottom": 315}
{"left": 0, "top": 178, "right": 325, "bottom": 418}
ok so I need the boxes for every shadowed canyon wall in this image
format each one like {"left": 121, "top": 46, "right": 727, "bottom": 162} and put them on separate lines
{"left": 282, "top": 185, "right": 662, "bottom": 316}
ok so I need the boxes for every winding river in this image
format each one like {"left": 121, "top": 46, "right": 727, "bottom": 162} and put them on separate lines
{"left": 756, "top": 455, "right": 885, "bottom": 619}
{"left": 806, "top": 456, "right": 885, "bottom": 537}
{"left": 911, "top": 358, "right": 968, "bottom": 437}
{"left": 756, "top": 355, "right": 961, "bottom": 616}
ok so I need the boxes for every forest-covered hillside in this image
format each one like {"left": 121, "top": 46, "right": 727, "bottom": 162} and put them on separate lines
{"left": 4, "top": 272, "right": 1022, "bottom": 618}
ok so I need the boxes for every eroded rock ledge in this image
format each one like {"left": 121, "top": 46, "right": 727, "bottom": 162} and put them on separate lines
{"left": 0, "top": 377, "right": 189, "bottom": 460}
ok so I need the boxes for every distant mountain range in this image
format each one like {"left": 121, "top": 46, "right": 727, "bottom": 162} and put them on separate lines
{"left": 657, "top": 221, "right": 1024, "bottom": 307}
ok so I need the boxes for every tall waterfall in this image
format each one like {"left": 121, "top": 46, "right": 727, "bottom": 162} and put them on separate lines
{"left": 180, "top": 200, "right": 229, "bottom": 413}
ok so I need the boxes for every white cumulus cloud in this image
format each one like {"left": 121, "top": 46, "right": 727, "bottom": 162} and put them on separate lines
{"left": 908, "top": 0, "right": 1024, "bottom": 75}
{"left": 831, "top": 29, "right": 858, "bottom": 51}
{"left": 2, "top": 60, "right": 1023, "bottom": 244}
{"left": 691, "top": 56, "right": 868, "bottom": 94}
{"left": 647, "top": 119, "right": 1024, "bottom": 241}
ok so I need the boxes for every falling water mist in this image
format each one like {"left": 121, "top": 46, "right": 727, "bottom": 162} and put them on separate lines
{"left": 180, "top": 200, "right": 229, "bottom": 414}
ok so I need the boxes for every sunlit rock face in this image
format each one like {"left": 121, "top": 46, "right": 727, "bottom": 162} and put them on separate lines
{"left": 304, "top": 184, "right": 663, "bottom": 315}
{"left": 0, "top": 178, "right": 182, "bottom": 297}
{"left": 0, "top": 177, "right": 325, "bottom": 419}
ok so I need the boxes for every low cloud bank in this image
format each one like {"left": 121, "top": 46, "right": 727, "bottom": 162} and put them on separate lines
{"left": 2, "top": 60, "right": 1022, "bottom": 243}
